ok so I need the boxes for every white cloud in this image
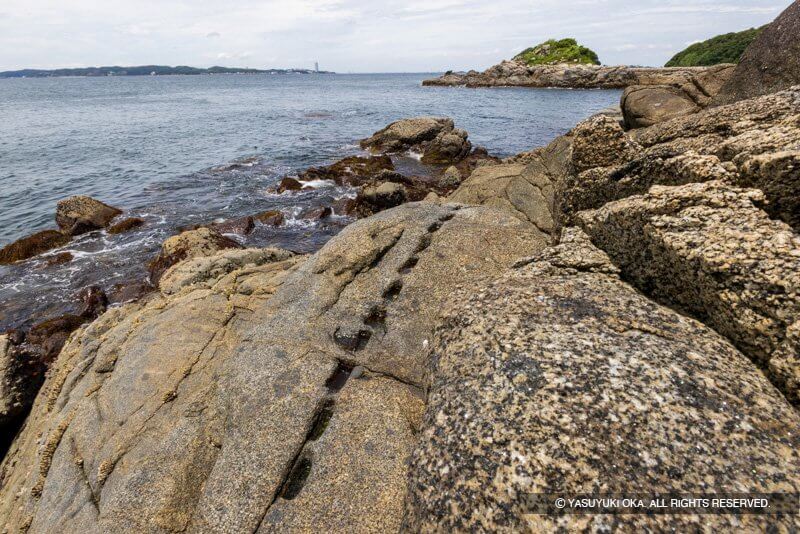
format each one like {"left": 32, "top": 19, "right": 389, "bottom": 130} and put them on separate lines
{"left": 0, "top": 0, "right": 785, "bottom": 71}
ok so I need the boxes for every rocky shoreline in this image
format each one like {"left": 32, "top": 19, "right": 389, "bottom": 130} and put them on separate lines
{"left": 1, "top": 4, "right": 800, "bottom": 531}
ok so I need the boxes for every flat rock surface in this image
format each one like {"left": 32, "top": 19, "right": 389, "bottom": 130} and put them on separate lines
{"left": 405, "top": 228, "right": 800, "bottom": 532}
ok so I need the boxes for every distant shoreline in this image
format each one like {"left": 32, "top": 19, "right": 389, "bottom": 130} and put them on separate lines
{"left": 0, "top": 65, "right": 335, "bottom": 79}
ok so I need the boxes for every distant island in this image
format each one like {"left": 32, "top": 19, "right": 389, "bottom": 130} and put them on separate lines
{"left": 0, "top": 65, "right": 335, "bottom": 78}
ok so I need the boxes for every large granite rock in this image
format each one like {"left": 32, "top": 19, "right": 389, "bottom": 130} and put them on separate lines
{"left": 405, "top": 228, "right": 800, "bottom": 532}
{"left": 0, "top": 203, "right": 546, "bottom": 533}
{"left": 713, "top": 1, "right": 800, "bottom": 105}
{"left": 621, "top": 84, "right": 700, "bottom": 129}
{"left": 55, "top": 196, "right": 122, "bottom": 236}
{"left": 360, "top": 117, "right": 472, "bottom": 164}
{"left": 577, "top": 181, "right": 800, "bottom": 405}
{"left": 423, "top": 60, "right": 734, "bottom": 90}
{"left": 561, "top": 87, "right": 800, "bottom": 229}
{"left": 448, "top": 164, "right": 557, "bottom": 236}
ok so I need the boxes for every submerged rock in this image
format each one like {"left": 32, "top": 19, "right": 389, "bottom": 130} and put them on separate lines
{"left": 253, "top": 210, "right": 285, "bottom": 226}
{"left": 353, "top": 182, "right": 407, "bottom": 217}
{"left": 405, "top": 228, "right": 800, "bottom": 532}
{"left": 55, "top": 196, "right": 122, "bottom": 236}
{"left": 106, "top": 217, "right": 144, "bottom": 235}
{"left": 0, "top": 230, "right": 71, "bottom": 265}
{"left": 298, "top": 155, "right": 395, "bottom": 187}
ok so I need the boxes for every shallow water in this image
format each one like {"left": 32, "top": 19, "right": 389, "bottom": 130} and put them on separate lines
{"left": 0, "top": 73, "right": 620, "bottom": 330}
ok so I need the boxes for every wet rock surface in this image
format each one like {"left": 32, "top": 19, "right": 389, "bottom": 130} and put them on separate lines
{"left": 55, "top": 196, "right": 122, "bottom": 236}
{"left": 405, "top": 229, "right": 800, "bottom": 532}
{"left": 360, "top": 117, "right": 472, "bottom": 164}
{"left": 0, "top": 231, "right": 71, "bottom": 265}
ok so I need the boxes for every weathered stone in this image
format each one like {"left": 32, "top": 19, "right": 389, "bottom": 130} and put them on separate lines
{"left": 621, "top": 84, "right": 700, "bottom": 129}
{"left": 0, "top": 336, "right": 47, "bottom": 435}
{"left": 159, "top": 248, "right": 296, "bottom": 295}
{"left": 106, "top": 217, "right": 144, "bottom": 235}
{"left": 561, "top": 87, "right": 800, "bottom": 227}
{"left": 26, "top": 314, "right": 87, "bottom": 363}
{"left": 0, "top": 203, "right": 546, "bottom": 533}
{"left": 449, "top": 163, "right": 557, "bottom": 236}
{"left": 421, "top": 128, "right": 471, "bottom": 164}
{"left": 438, "top": 166, "right": 462, "bottom": 189}
{"left": 570, "top": 115, "right": 640, "bottom": 172}
{"left": 360, "top": 117, "right": 453, "bottom": 153}
{"left": 147, "top": 227, "right": 242, "bottom": 285}
{"left": 0, "top": 230, "right": 71, "bottom": 265}
{"left": 76, "top": 286, "right": 108, "bottom": 319}
{"left": 713, "top": 1, "right": 800, "bottom": 105}
{"left": 577, "top": 181, "right": 800, "bottom": 405}
{"left": 353, "top": 182, "right": 407, "bottom": 217}
{"left": 405, "top": 228, "right": 800, "bottom": 532}
{"left": 55, "top": 196, "right": 122, "bottom": 236}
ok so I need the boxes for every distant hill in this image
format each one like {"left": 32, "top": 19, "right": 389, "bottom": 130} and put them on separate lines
{"left": 665, "top": 27, "right": 765, "bottom": 67}
{"left": 513, "top": 38, "right": 600, "bottom": 66}
{"left": 0, "top": 65, "right": 334, "bottom": 78}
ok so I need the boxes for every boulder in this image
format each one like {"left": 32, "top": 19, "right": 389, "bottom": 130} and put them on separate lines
{"left": 420, "top": 128, "right": 471, "bottom": 164}
{"left": 106, "top": 217, "right": 144, "bottom": 235}
{"left": 570, "top": 114, "right": 640, "bottom": 172}
{"left": 26, "top": 314, "right": 88, "bottom": 363}
{"left": 713, "top": 1, "right": 800, "bottom": 105}
{"left": 55, "top": 196, "right": 122, "bottom": 236}
{"left": 405, "top": 228, "right": 800, "bottom": 532}
{"left": 0, "top": 203, "right": 547, "bottom": 532}
{"left": 449, "top": 163, "right": 557, "bottom": 236}
{"left": 577, "top": 181, "right": 800, "bottom": 405}
{"left": 353, "top": 182, "right": 407, "bottom": 217}
{"left": 76, "top": 286, "right": 108, "bottom": 319}
{"left": 360, "top": 117, "right": 453, "bottom": 153}
{"left": 621, "top": 85, "right": 700, "bottom": 129}
{"left": 0, "top": 230, "right": 71, "bottom": 265}
{"left": 147, "top": 227, "right": 242, "bottom": 284}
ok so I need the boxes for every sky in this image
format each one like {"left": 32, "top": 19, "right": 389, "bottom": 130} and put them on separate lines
{"left": 0, "top": 0, "right": 788, "bottom": 72}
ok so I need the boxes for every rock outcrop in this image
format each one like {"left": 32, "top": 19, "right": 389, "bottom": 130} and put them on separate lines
{"left": 0, "top": 203, "right": 547, "bottom": 533}
{"left": 561, "top": 87, "right": 800, "bottom": 229}
{"left": 360, "top": 117, "right": 472, "bottom": 164}
{"left": 55, "top": 196, "right": 122, "bottom": 236}
{"left": 147, "top": 227, "right": 242, "bottom": 284}
{"left": 423, "top": 60, "right": 734, "bottom": 91}
{"left": 713, "top": 1, "right": 800, "bottom": 105}
{"left": 577, "top": 181, "right": 800, "bottom": 404}
{"left": 405, "top": 228, "right": 800, "bottom": 531}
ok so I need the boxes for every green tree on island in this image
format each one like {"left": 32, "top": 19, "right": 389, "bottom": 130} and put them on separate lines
{"left": 665, "top": 27, "right": 765, "bottom": 67}
{"left": 513, "top": 38, "right": 601, "bottom": 66}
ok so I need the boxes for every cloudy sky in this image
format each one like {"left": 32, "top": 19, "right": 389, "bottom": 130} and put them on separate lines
{"left": 0, "top": 0, "right": 786, "bottom": 72}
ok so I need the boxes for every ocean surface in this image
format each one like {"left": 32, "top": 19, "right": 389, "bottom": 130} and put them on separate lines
{"left": 0, "top": 73, "right": 620, "bottom": 330}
